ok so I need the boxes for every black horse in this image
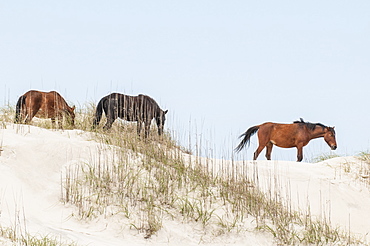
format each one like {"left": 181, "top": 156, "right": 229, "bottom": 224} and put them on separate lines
{"left": 93, "top": 93, "right": 168, "bottom": 137}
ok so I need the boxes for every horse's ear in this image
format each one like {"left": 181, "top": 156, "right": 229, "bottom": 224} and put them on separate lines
{"left": 72, "top": 106, "right": 76, "bottom": 111}
{"left": 164, "top": 110, "right": 168, "bottom": 114}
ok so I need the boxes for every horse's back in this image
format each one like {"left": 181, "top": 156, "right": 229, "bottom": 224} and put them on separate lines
{"left": 260, "top": 122, "right": 299, "bottom": 129}
{"left": 258, "top": 122, "right": 301, "bottom": 138}
{"left": 139, "top": 94, "right": 160, "bottom": 111}
{"left": 23, "top": 90, "right": 61, "bottom": 100}
{"left": 23, "top": 90, "right": 43, "bottom": 98}
{"left": 258, "top": 122, "right": 278, "bottom": 131}
{"left": 106, "top": 93, "right": 159, "bottom": 109}
{"left": 22, "top": 90, "right": 69, "bottom": 110}
{"left": 22, "top": 90, "right": 44, "bottom": 107}
{"left": 104, "top": 92, "right": 160, "bottom": 119}
{"left": 47, "top": 90, "right": 61, "bottom": 97}
{"left": 108, "top": 92, "right": 123, "bottom": 99}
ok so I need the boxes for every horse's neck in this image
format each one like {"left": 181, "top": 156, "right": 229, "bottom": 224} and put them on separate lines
{"left": 62, "top": 103, "right": 72, "bottom": 114}
{"left": 308, "top": 128, "right": 326, "bottom": 139}
{"left": 66, "top": 107, "right": 72, "bottom": 113}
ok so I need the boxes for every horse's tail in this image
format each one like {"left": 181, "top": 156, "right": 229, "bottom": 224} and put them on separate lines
{"left": 14, "top": 95, "right": 26, "bottom": 123}
{"left": 235, "top": 125, "right": 260, "bottom": 152}
{"left": 92, "top": 96, "right": 106, "bottom": 128}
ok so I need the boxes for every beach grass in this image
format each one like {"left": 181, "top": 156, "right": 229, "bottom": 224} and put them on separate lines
{"left": 60, "top": 105, "right": 359, "bottom": 244}
{"left": 0, "top": 104, "right": 364, "bottom": 245}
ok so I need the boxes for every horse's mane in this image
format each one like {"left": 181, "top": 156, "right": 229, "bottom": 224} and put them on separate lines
{"left": 293, "top": 118, "right": 327, "bottom": 131}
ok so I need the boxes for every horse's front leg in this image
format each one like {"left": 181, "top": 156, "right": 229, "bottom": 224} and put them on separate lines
{"left": 57, "top": 114, "right": 63, "bottom": 129}
{"left": 51, "top": 118, "right": 56, "bottom": 128}
{"left": 296, "top": 146, "right": 304, "bottom": 162}
{"left": 137, "top": 120, "right": 142, "bottom": 136}
{"left": 144, "top": 120, "right": 150, "bottom": 138}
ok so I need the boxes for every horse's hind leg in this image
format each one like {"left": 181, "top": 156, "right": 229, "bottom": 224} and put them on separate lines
{"left": 253, "top": 132, "right": 270, "bottom": 160}
{"left": 103, "top": 107, "right": 117, "bottom": 130}
{"left": 253, "top": 145, "right": 265, "bottom": 160}
{"left": 25, "top": 108, "right": 38, "bottom": 124}
{"left": 25, "top": 100, "right": 41, "bottom": 124}
{"left": 18, "top": 108, "right": 27, "bottom": 123}
{"left": 143, "top": 120, "right": 150, "bottom": 138}
{"left": 17, "top": 104, "right": 27, "bottom": 123}
{"left": 103, "top": 117, "right": 115, "bottom": 130}
{"left": 265, "top": 142, "right": 273, "bottom": 160}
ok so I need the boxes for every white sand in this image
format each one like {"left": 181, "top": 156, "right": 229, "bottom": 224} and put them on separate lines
{"left": 0, "top": 124, "right": 369, "bottom": 245}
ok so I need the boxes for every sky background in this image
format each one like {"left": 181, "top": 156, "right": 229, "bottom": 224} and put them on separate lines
{"left": 1, "top": 1, "right": 369, "bottom": 161}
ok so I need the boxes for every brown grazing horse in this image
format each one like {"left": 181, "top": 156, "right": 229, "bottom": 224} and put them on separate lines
{"left": 92, "top": 93, "right": 168, "bottom": 137}
{"left": 14, "top": 90, "right": 75, "bottom": 128}
{"left": 235, "top": 118, "right": 337, "bottom": 162}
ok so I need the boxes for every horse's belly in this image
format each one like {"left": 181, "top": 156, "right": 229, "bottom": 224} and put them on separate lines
{"left": 120, "top": 109, "right": 138, "bottom": 121}
{"left": 35, "top": 108, "right": 53, "bottom": 118}
{"left": 271, "top": 139, "right": 296, "bottom": 148}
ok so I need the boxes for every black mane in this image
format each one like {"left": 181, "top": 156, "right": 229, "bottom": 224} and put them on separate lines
{"left": 293, "top": 118, "right": 327, "bottom": 131}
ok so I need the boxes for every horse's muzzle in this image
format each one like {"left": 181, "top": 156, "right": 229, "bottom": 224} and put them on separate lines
{"left": 331, "top": 145, "right": 337, "bottom": 150}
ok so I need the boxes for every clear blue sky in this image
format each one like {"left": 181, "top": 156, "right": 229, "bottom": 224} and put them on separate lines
{"left": 1, "top": 1, "right": 369, "bottom": 161}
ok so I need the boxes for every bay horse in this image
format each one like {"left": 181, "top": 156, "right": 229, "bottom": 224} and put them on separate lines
{"left": 235, "top": 118, "right": 337, "bottom": 162}
{"left": 14, "top": 90, "right": 75, "bottom": 128}
{"left": 92, "top": 93, "right": 168, "bottom": 137}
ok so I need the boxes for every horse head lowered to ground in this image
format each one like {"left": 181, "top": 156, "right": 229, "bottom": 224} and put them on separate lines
{"left": 235, "top": 118, "right": 337, "bottom": 162}
{"left": 92, "top": 93, "right": 168, "bottom": 137}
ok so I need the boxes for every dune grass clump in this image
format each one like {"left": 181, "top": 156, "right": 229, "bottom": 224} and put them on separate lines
{"left": 312, "top": 152, "right": 341, "bottom": 163}
{"left": 354, "top": 151, "right": 370, "bottom": 184}
{"left": 0, "top": 104, "right": 15, "bottom": 128}
{"left": 0, "top": 227, "right": 78, "bottom": 246}
{"left": 0, "top": 208, "right": 78, "bottom": 246}
{"left": 61, "top": 124, "right": 211, "bottom": 239}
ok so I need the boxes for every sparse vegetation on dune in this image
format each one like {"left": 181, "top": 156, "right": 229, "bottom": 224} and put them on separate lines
{"left": 0, "top": 225, "right": 78, "bottom": 246}
{"left": 60, "top": 106, "right": 360, "bottom": 244}
{"left": 0, "top": 201, "right": 77, "bottom": 246}
{"left": 0, "top": 104, "right": 367, "bottom": 245}
{"left": 312, "top": 152, "right": 341, "bottom": 163}
{"left": 352, "top": 151, "right": 370, "bottom": 185}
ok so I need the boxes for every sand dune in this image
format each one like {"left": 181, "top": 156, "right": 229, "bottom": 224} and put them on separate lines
{"left": 0, "top": 124, "right": 369, "bottom": 245}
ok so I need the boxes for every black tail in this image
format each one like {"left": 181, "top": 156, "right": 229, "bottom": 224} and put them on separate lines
{"left": 92, "top": 97, "right": 106, "bottom": 128}
{"left": 14, "top": 95, "right": 26, "bottom": 123}
{"left": 235, "top": 125, "right": 260, "bottom": 152}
